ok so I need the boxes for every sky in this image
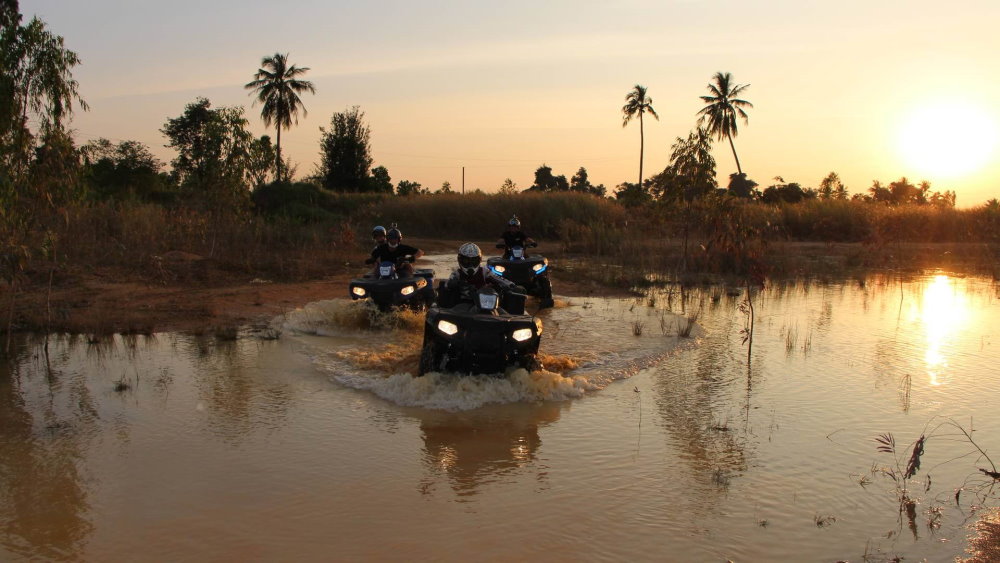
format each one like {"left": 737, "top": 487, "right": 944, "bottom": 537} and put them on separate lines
{"left": 18, "top": 0, "right": 1000, "bottom": 206}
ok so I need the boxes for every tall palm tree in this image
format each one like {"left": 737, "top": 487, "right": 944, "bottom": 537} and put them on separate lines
{"left": 245, "top": 53, "right": 315, "bottom": 181}
{"left": 697, "top": 72, "right": 753, "bottom": 176}
{"left": 622, "top": 84, "right": 658, "bottom": 188}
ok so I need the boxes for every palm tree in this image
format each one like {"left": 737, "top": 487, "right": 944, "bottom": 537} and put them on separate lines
{"left": 622, "top": 84, "right": 658, "bottom": 188}
{"left": 697, "top": 72, "right": 753, "bottom": 175}
{"left": 245, "top": 53, "right": 315, "bottom": 181}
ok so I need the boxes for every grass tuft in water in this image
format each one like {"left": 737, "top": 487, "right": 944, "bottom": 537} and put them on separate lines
{"left": 632, "top": 320, "right": 644, "bottom": 336}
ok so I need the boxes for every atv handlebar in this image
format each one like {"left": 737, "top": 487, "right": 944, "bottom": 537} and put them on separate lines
{"left": 496, "top": 242, "right": 538, "bottom": 249}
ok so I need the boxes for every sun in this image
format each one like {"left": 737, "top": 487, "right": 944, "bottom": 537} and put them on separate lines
{"left": 896, "top": 100, "right": 998, "bottom": 178}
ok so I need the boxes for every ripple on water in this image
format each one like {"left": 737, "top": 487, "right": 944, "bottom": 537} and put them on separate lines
{"left": 286, "top": 293, "right": 695, "bottom": 411}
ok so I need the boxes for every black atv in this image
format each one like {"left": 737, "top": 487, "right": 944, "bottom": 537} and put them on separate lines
{"left": 348, "top": 260, "right": 435, "bottom": 312}
{"left": 486, "top": 243, "right": 554, "bottom": 308}
{"left": 418, "top": 286, "right": 543, "bottom": 376}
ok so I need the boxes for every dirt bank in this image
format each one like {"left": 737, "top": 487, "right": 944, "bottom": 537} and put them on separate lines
{"left": 3, "top": 238, "right": 627, "bottom": 335}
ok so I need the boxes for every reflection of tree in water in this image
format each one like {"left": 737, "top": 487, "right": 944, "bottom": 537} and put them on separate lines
{"left": 651, "top": 289, "right": 753, "bottom": 506}
{"left": 181, "top": 335, "right": 293, "bottom": 442}
{"left": 0, "top": 336, "right": 94, "bottom": 560}
{"left": 418, "top": 402, "right": 563, "bottom": 498}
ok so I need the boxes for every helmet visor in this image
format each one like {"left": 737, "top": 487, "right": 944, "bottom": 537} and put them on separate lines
{"left": 458, "top": 254, "right": 481, "bottom": 270}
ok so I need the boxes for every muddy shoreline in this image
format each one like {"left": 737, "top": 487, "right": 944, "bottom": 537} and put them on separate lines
{"left": 3, "top": 240, "right": 994, "bottom": 336}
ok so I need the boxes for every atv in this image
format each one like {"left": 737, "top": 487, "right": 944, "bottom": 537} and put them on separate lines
{"left": 486, "top": 243, "right": 554, "bottom": 308}
{"left": 418, "top": 286, "right": 543, "bottom": 376}
{"left": 348, "top": 259, "right": 435, "bottom": 312}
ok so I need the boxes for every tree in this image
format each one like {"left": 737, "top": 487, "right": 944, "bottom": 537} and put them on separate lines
{"left": 246, "top": 135, "right": 276, "bottom": 188}
{"left": 161, "top": 97, "right": 252, "bottom": 207}
{"left": 436, "top": 181, "right": 453, "bottom": 194}
{"left": 697, "top": 72, "right": 752, "bottom": 175}
{"left": 396, "top": 179, "right": 426, "bottom": 196}
{"left": 244, "top": 53, "right": 315, "bottom": 181}
{"left": 367, "top": 165, "right": 393, "bottom": 194}
{"left": 818, "top": 172, "right": 846, "bottom": 200}
{"left": 526, "top": 164, "right": 569, "bottom": 192}
{"left": 622, "top": 84, "right": 658, "bottom": 188}
{"left": 498, "top": 178, "right": 518, "bottom": 194}
{"left": 727, "top": 173, "right": 759, "bottom": 199}
{"left": 761, "top": 178, "right": 814, "bottom": 204}
{"left": 1, "top": 7, "right": 87, "bottom": 182}
{"left": 81, "top": 137, "right": 167, "bottom": 201}
{"left": 319, "top": 106, "right": 373, "bottom": 192}
{"left": 668, "top": 127, "right": 716, "bottom": 201}
{"left": 614, "top": 182, "right": 651, "bottom": 207}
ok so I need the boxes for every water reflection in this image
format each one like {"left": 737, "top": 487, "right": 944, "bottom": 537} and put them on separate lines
{"left": 918, "top": 274, "right": 969, "bottom": 386}
{"left": 417, "top": 402, "right": 563, "bottom": 498}
{"left": 0, "top": 338, "right": 93, "bottom": 561}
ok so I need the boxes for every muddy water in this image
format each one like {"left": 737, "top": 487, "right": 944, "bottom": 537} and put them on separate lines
{"left": 2, "top": 261, "right": 999, "bottom": 561}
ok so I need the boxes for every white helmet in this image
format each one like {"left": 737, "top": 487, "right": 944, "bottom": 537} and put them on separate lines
{"left": 458, "top": 243, "right": 482, "bottom": 275}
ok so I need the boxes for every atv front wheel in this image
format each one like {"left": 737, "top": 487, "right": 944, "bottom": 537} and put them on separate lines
{"left": 418, "top": 333, "right": 444, "bottom": 376}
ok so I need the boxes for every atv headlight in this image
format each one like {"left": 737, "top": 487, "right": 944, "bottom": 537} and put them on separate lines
{"left": 437, "top": 320, "right": 459, "bottom": 335}
{"left": 491, "top": 265, "right": 506, "bottom": 274}
{"left": 512, "top": 328, "right": 534, "bottom": 342}
{"left": 532, "top": 261, "right": 548, "bottom": 273}
{"left": 352, "top": 287, "right": 366, "bottom": 297}
{"left": 416, "top": 278, "right": 427, "bottom": 289}
{"left": 400, "top": 285, "right": 415, "bottom": 296}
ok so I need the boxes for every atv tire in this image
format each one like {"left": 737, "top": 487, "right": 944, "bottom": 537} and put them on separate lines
{"left": 417, "top": 330, "right": 444, "bottom": 377}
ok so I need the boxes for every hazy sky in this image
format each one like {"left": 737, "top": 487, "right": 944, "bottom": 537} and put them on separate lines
{"left": 19, "top": 0, "right": 1000, "bottom": 205}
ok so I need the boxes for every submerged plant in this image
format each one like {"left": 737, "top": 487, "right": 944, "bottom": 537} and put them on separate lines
{"left": 869, "top": 417, "right": 1000, "bottom": 541}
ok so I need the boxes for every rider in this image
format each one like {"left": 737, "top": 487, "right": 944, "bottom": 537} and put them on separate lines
{"left": 368, "top": 225, "right": 424, "bottom": 276}
{"left": 371, "top": 225, "right": 387, "bottom": 248}
{"left": 437, "top": 243, "right": 522, "bottom": 307}
{"left": 497, "top": 215, "right": 535, "bottom": 259}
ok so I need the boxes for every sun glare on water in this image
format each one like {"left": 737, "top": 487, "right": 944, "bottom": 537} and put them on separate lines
{"left": 897, "top": 100, "right": 998, "bottom": 179}
{"left": 919, "top": 274, "right": 969, "bottom": 386}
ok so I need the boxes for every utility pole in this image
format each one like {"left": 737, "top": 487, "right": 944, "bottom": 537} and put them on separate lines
{"left": 462, "top": 166, "right": 465, "bottom": 195}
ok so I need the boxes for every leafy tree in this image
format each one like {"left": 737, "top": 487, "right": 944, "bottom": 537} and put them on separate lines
{"left": 246, "top": 135, "right": 276, "bottom": 188}
{"left": 498, "top": 178, "right": 518, "bottom": 195}
{"left": 526, "top": 164, "right": 569, "bottom": 192}
{"left": 565, "top": 166, "right": 602, "bottom": 196}
{"left": 818, "top": 172, "right": 847, "bottom": 200}
{"left": 761, "top": 178, "right": 814, "bottom": 204}
{"left": 1, "top": 5, "right": 87, "bottom": 182}
{"left": 367, "top": 165, "right": 393, "bottom": 194}
{"left": 81, "top": 137, "right": 168, "bottom": 201}
{"left": 614, "top": 181, "right": 651, "bottom": 207}
{"left": 727, "top": 173, "right": 759, "bottom": 199}
{"left": 653, "top": 127, "right": 716, "bottom": 202}
{"left": 161, "top": 97, "right": 253, "bottom": 207}
{"left": 319, "top": 106, "right": 373, "bottom": 192}
{"left": 28, "top": 127, "right": 83, "bottom": 209}
{"left": 396, "top": 179, "right": 426, "bottom": 196}
{"left": 622, "top": 84, "right": 658, "bottom": 187}
{"left": 569, "top": 167, "right": 591, "bottom": 193}
{"left": 929, "top": 189, "right": 956, "bottom": 208}
{"left": 697, "top": 72, "right": 752, "bottom": 175}
{"left": 245, "top": 53, "right": 315, "bottom": 181}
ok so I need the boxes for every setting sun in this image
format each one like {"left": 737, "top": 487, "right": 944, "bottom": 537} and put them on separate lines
{"left": 897, "top": 100, "right": 998, "bottom": 179}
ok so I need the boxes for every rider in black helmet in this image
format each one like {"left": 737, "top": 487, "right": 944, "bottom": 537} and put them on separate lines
{"left": 368, "top": 224, "right": 423, "bottom": 276}
{"left": 497, "top": 215, "right": 535, "bottom": 259}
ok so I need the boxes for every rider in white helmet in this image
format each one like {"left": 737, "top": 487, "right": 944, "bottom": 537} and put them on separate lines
{"left": 438, "top": 242, "right": 519, "bottom": 305}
